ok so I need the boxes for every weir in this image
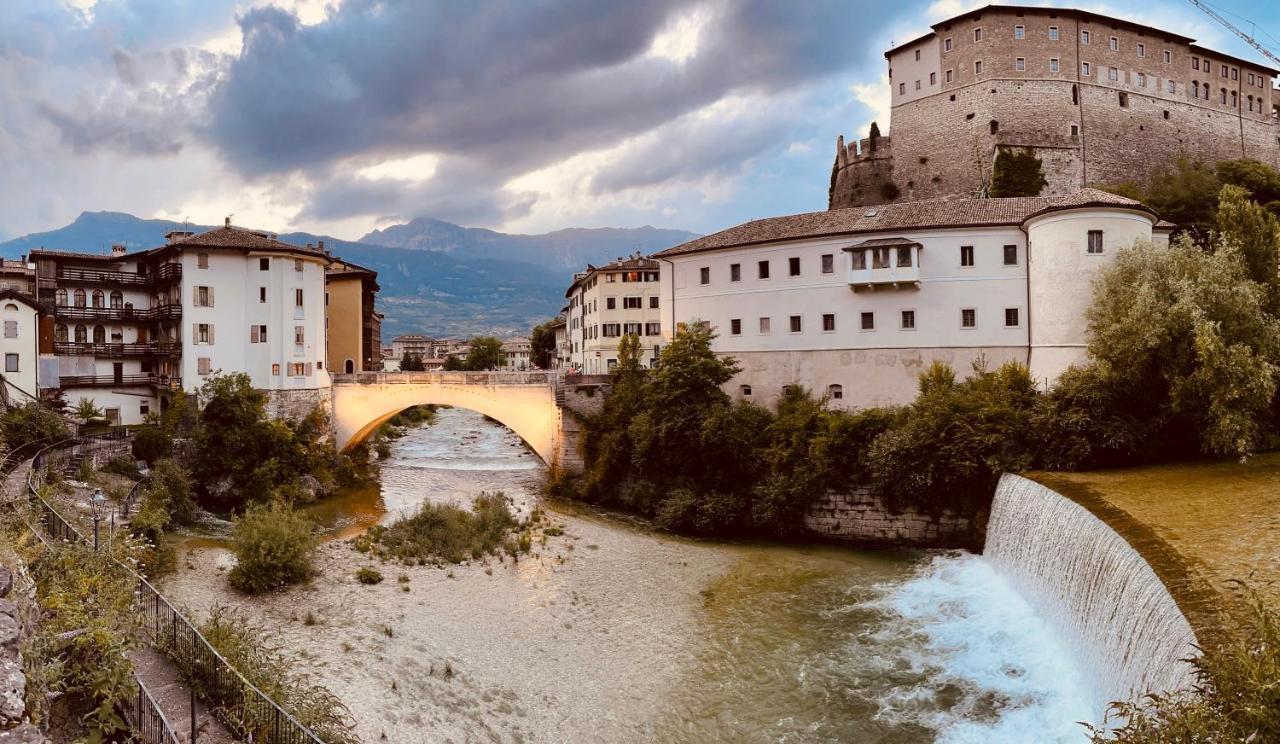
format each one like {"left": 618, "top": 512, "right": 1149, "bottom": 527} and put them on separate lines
{"left": 983, "top": 474, "right": 1199, "bottom": 719}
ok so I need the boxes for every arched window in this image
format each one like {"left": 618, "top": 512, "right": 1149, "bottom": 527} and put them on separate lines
{"left": 1192, "top": 81, "right": 1199, "bottom": 98}
{"left": 1231, "top": 91, "right": 1238, "bottom": 107}
{"left": 739, "top": 384, "right": 752, "bottom": 397}
{"left": 828, "top": 384, "right": 844, "bottom": 400}
{"left": 74, "top": 325, "right": 86, "bottom": 343}
{"left": 55, "top": 324, "right": 67, "bottom": 343}
{"left": 1220, "top": 88, "right": 1227, "bottom": 104}
{"left": 1248, "top": 95, "right": 1255, "bottom": 112}
{"left": 92, "top": 325, "right": 105, "bottom": 344}
{"left": 73, "top": 289, "right": 86, "bottom": 307}
{"left": 54, "top": 289, "right": 67, "bottom": 306}
{"left": 110, "top": 291, "right": 123, "bottom": 309}
{"left": 344, "top": 359, "right": 355, "bottom": 374}
{"left": 3, "top": 304, "right": 16, "bottom": 313}
{"left": 91, "top": 290, "right": 104, "bottom": 308}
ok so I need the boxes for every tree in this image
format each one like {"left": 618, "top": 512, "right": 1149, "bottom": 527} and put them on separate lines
{"left": 73, "top": 397, "right": 102, "bottom": 423}
{"left": 1086, "top": 236, "right": 1280, "bottom": 459}
{"left": 990, "top": 148, "right": 1047, "bottom": 197}
{"left": 399, "top": 352, "right": 425, "bottom": 371}
{"left": 228, "top": 500, "right": 316, "bottom": 593}
{"left": 530, "top": 321, "right": 558, "bottom": 369}
{"left": 868, "top": 120, "right": 881, "bottom": 149}
{"left": 442, "top": 355, "right": 464, "bottom": 371}
{"left": 613, "top": 333, "right": 643, "bottom": 379}
{"left": 464, "top": 336, "right": 503, "bottom": 370}
{"left": 1217, "top": 158, "right": 1280, "bottom": 205}
{"left": 1216, "top": 184, "right": 1280, "bottom": 312}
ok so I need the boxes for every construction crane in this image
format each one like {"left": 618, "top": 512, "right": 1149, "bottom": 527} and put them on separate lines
{"left": 1186, "top": 0, "right": 1280, "bottom": 68}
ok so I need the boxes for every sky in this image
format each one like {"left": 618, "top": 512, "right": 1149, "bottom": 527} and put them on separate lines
{"left": 0, "top": 0, "right": 1277, "bottom": 243}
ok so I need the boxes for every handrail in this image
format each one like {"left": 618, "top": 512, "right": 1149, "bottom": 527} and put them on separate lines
{"left": 54, "top": 341, "right": 181, "bottom": 357}
{"left": 332, "top": 370, "right": 558, "bottom": 386}
{"left": 18, "top": 438, "right": 326, "bottom": 744}
{"left": 53, "top": 304, "right": 183, "bottom": 322}
{"left": 127, "top": 676, "right": 183, "bottom": 744}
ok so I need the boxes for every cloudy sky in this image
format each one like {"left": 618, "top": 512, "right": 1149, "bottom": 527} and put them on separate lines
{"left": 1, "top": 0, "right": 1276, "bottom": 242}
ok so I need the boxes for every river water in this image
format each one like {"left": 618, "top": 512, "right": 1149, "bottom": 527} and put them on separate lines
{"left": 283, "top": 407, "right": 1096, "bottom": 742}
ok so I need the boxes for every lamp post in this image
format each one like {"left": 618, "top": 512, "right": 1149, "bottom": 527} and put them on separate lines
{"left": 91, "top": 488, "right": 106, "bottom": 551}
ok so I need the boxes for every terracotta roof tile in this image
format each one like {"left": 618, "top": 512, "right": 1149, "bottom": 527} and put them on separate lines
{"left": 654, "top": 189, "right": 1154, "bottom": 258}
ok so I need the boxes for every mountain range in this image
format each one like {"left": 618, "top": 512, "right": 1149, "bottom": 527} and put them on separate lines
{"left": 0, "top": 212, "right": 698, "bottom": 339}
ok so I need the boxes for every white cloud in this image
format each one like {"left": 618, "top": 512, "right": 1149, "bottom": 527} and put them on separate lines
{"left": 850, "top": 74, "right": 892, "bottom": 139}
{"left": 354, "top": 153, "right": 441, "bottom": 182}
{"left": 648, "top": 2, "right": 717, "bottom": 64}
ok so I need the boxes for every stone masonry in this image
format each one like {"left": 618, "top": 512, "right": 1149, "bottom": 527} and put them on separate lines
{"left": 832, "top": 6, "right": 1280, "bottom": 209}
{"left": 803, "top": 487, "right": 985, "bottom": 550}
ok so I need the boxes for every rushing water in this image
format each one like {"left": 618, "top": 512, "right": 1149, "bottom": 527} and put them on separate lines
{"left": 294, "top": 407, "right": 1099, "bottom": 741}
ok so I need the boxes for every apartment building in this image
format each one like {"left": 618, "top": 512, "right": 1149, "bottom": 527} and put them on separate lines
{"left": 326, "top": 258, "right": 381, "bottom": 374}
{"left": 565, "top": 255, "right": 663, "bottom": 373}
{"left": 655, "top": 188, "right": 1171, "bottom": 409}
{"left": 31, "top": 220, "right": 337, "bottom": 425}
{"left": 390, "top": 334, "right": 432, "bottom": 362}
{"left": 0, "top": 290, "right": 43, "bottom": 406}
{"left": 501, "top": 337, "right": 532, "bottom": 369}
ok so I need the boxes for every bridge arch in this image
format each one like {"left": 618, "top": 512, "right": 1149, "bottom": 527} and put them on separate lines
{"left": 331, "top": 372, "right": 563, "bottom": 466}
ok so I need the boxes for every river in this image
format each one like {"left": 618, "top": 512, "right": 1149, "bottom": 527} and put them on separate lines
{"left": 164, "top": 407, "right": 1096, "bottom": 742}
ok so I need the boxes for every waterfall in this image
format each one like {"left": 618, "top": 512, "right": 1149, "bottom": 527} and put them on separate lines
{"left": 983, "top": 474, "right": 1199, "bottom": 720}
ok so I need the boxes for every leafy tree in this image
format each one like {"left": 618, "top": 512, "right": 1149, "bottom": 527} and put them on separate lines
{"left": 131, "top": 426, "right": 171, "bottom": 464}
{"left": 442, "top": 355, "right": 464, "bottom": 371}
{"left": 990, "top": 148, "right": 1047, "bottom": 197}
{"left": 0, "top": 401, "right": 67, "bottom": 449}
{"left": 464, "top": 336, "right": 503, "bottom": 370}
{"left": 73, "top": 397, "right": 102, "bottom": 422}
{"left": 530, "top": 321, "right": 558, "bottom": 369}
{"left": 228, "top": 500, "right": 317, "bottom": 593}
{"left": 1217, "top": 158, "right": 1280, "bottom": 205}
{"left": 869, "top": 120, "right": 881, "bottom": 146}
{"left": 399, "top": 352, "right": 425, "bottom": 371}
{"left": 1216, "top": 184, "right": 1280, "bottom": 312}
{"left": 1100, "top": 157, "right": 1222, "bottom": 238}
{"left": 614, "top": 333, "right": 643, "bottom": 378}
{"left": 1086, "top": 236, "right": 1280, "bottom": 459}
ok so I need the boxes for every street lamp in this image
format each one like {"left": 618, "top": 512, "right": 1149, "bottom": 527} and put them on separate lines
{"left": 91, "top": 488, "right": 107, "bottom": 551}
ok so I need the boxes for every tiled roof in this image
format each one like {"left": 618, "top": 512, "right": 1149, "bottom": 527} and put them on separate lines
{"left": 654, "top": 189, "right": 1155, "bottom": 258}
{"left": 565, "top": 255, "right": 659, "bottom": 295}
{"left": 849, "top": 236, "right": 922, "bottom": 248}
{"left": 169, "top": 226, "right": 321, "bottom": 253}
{"left": 28, "top": 249, "right": 132, "bottom": 262}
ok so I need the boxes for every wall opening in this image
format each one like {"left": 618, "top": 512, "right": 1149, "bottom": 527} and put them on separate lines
{"left": 1072, "top": 84, "right": 1079, "bottom": 105}
{"left": 989, "top": 120, "right": 999, "bottom": 134}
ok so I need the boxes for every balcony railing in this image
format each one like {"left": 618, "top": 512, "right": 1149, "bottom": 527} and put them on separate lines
{"left": 55, "top": 262, "right": 181, "bottom": 287}
{"left": 54, "top": 341, "right": 181, "bottom": 358}
{"left": 53, "top": 303, "right": 182, "bottom": 321}
{"left": 58, "top": 374, "right": 181, "bottom": 389}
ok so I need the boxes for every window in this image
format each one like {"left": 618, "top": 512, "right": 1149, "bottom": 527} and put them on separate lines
{"left": 1003, "top": 244, "right": 1018, "bottom": 265}
{"left": 945, "top": 69, "right": 954, "bottom": 83}
{"left": 1081, "top": 30, "right": 1090, "bottom": 45}
{"left": 294, "top": 259, "right": 303, "bottom": 272}
{"left": 730, "top": 263, "right": 741, "bottom": 282}
{"left": 250, "top": 324, "right": 267, "bottom": 343}
{"left": 1071, "top": 124, "right": 1079, "bottom": 136}
{"left": 944, "top": 37, "right": 952, "bottom": 52}
{"left": 195, "top": 286, "right": 211, "bottom": 307}
{"left": 1015, "top": 57, "right": 1025, "bottom": 72}
{"left": 259, "top": 257, "right": 270, "bottom": 271}
{"left": 872, "top": 248, "right": 891, "bottom": 269}
{"left": 1005, "top": 308, "right": 1020, "bottom": 327}
{"left": 294, "top": 326, "right": 305, "bottom": 345}
{"left": 1081, "top": 62, "right": 1091, "bottom": 76}
{"left": 759, "top": 317, "right": 771, "bottom": 334}
{"left": 1193, "top": 81, "right": 1199, "bottom": 98}
{"left": 915, "top": 80, "right": 921, "bottom": 91}
{"left": 899, "top": 82, "right": 906, "bottom": 95}
{"left": 606, "top": 297, "right": 617, "bottom": 310}
{"left": 1232, "top": 68, "right": 1238, "bottom": 81}
{"left": 1119, "top": 91, "right": 1129, "bottom": 108}
{"left": 602, "top": 323, "right": 621, "bottom": 337}
{"left": 140, "top": 403, "right": 149, "bottom": 417}
{"left": 645, "top": 322, "right": 661, "bottom": 335}
{"left": 197, "top": 323, "right": 211, "bottom": 344}
{"left": 901, "top": 310, "right": 916, "bottom": 330}
{"left": 828, "top": 384, "right": 843, "bottom": 400}
{"left": 1204, "top": 61, "right": 1212, "bottom": 75}
{"left": 700, "top": 267, "right": 710, "bottom": 285}
{"left": 1, "top": 320, "right": 13, "bottom": 339}
{"left": 730, "top": 318, "right": 742, "bottom": 336}
{"left": 1223, "top": 65, "right": 1229, "bottom": 78}
{"left": 1109, "top": 36, "right": 1118, "bottom": 51}
{"left": 896, "top": 247, "right": 913, "bottom": 267}
{"left": 197, "top": 252, "right": 209, "bottom": 269}
{"left": 55, "top": 324, "right": 67, "bottom": 343}
{"left": 960, "top": 245, "right": 975, "bottom": 267}
{"left": 930, "top": 72, "right": 936, "bottom": 85}
{"left": 295, "top": 288, "right": 304, "bottom": 307}
{"left": 821, "top": 254, "right": 834, "bottom": 274}
{"left": 1163, "top": 50, "right": 1171, "bottom": 63}
{"left": 974, "top": 27, "right": 982, "bottom": 42}
{"left": 1014, "top": 25, "right": 1024, "bottom": 39}
{"left": 1220, "top": 88, "right": 1228, "bottom": 104}
{"left": 859, "top": 312, "right": 874, "bottom": 331}
{"left": 93, "top": 325, "right": 105, "bottom": 343}
{"left": 1249, "top": 73, "right": 1256, "bottom": 85}
{"left": 110, "top": 290, "right": 122, "bottom": 308}
{"left": 1193, "top": 57, "right": 1200, "bottom": 71}
{"left": 740, "top": 385, "right": 752, "bottom": 397}
{"left": 625, "top": 296, "right": 642, "bottom": 309}
{"left": 259, "top": 287, "right": 267, "bottom": 303}
{"left": 92, "top": 290, "right": 103, "bottom": 308}
{"left": 975, "top": 60, "right": 983, "bottom": 75}
{"left": 6, "top": 353, "right": 20, "bottom": 373}
{"left": 1167, "top": 79, "right": 1176, "bottom": 93}
{"left": 822, "top": 313, "right": 836, "bottom": 332}
{"left": 1137, "top": 43, "right": 1145, "bottom": 57}
{"left": 1050, "top": 58, "right": 1060, "bottom": 73}
{"left": 1049, "top": 26, "right": 1059, "bottom": 40}
{"left": 1088, "top": 230, "right": 1104, "bottom": 254}
{"left": 649, "top": 296, "right": 659, "bottom": 309}
{"left": 623, "top": 322, "right": 641, "bottom": 336}
{"left": 74, "top": 325, "right": 86, "bottom": 343}
{"left": 789, "top": 315, "right": 802, "bottom": 333}
{"left": 272, "top": 363, "right": 281, "bottom": 376}
{"left": 914, "top": 48, "right": 921, "bottom": 61}
{"left": 961, "top": 308, "right": 977, "bottom": 328}
{"left": 788, "top": 257, "right": 800, "bottom": 276}
{"left": 1108, "top": 67, "right": 1119, "bottom": 82}
{"left": 55, "top": 288, "right": 66, "bottom": 306}
{"left": 758, "top": 260, "right": 770, "bottom": 279}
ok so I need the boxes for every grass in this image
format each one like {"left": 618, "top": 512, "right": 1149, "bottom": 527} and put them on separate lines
{"left": 1030, "top": 453, "right": 1280, "bottom": 632}
{"left": 355, "top": 566, "right": 383, "bottom": 585}
{"left": 352, "top": 492, "right": 533, "bottom": 565}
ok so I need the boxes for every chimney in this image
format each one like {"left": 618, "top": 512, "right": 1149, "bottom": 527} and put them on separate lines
{"left": 306, "top": 243, "right": 314, "bottom": 250}
{"left": 225, "top": 216, "right": 231, "bottom": 227}
{"left": 317, "top": 240, "right": 325, "bottom": 252}
{"left": 111, "top": 243, "right": 127, "bottom": 257}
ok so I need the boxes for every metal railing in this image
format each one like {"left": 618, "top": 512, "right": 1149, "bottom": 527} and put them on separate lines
{"left": 18, "top": 439, "right": 326, "bottom": 744}
{"left": 126, "top": 677, "right": 183, "bottom": 744}
{"left": 59, "top": 374, "right": 181, "bottom": 390}
{"left": 54, "top": 304, "right": 183, "bottom": 322}
{"left": 333, "top": 370, "right": 557, "bottom": 386}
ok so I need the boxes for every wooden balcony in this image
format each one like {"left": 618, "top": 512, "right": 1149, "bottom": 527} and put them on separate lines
{"left": 58, "top": 374, "right": 182, "bottom": 390}
{"left": 55, "top": 262, "right": 181, "bottom": 287}
{"left": 54, "top": 341, "right": 181, "bottom": 358}
{"left": 53, "top": 303, "right": 182, "bottom": 321}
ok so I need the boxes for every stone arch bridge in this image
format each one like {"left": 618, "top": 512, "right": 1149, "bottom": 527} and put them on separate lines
{"left": 330, "top": 371, "right": 603, "bottom": 471}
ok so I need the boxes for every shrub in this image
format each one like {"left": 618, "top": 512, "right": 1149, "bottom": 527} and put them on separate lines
{"left": 990, "top": 147, "right": 1047, "bottom": 197}
{"left": 357, "top": 493, "right": 522, "bottom": 564}
{"left": 100, "top": 454, "right": 140, "bottom": 479}
{"left": 355, "top": 567, "right": 383, "bottom": 584}
{"left": 131, "top": 425, "right": 172, "bottom": 464}
{"left": 0, "top": 401, "right": 68, "bottom": 449}
{"left": 228, "top": 501, "right": 316, "bottom": 594}
{"left": 879, "top": 180, "right": 900, "bottom": 201}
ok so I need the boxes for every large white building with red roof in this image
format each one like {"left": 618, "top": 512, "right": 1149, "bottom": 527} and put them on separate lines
{"left": 654, "top": 189, "right": 1171, "bottom": 409}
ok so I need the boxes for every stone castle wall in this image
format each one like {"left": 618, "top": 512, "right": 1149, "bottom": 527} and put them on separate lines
{"left": 831, "top": 6, "right": 1280, "bottom": 209}
{"left": 803, "top": 486, "right": 985, "bottom": 549}
{"left": 263, "top": 387, "right": 331, "bottom": 423}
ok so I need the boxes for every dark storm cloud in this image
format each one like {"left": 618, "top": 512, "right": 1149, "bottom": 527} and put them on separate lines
{"left": 205, "top": 0, "right": 883, "bottom": 221}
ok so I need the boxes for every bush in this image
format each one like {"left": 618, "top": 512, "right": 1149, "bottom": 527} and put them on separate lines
{"left": 0, "top": 402, "right": 67, "bottom": 450}
{"left": 356, "top": 493, "right": 523, "bottom": 564}
{"left": 100, "top": 454, "right": 140, "bottom": 479}
{"left": 228, "top": 501, "right": 316, "bottom": 593}
{"left": 131, "top": 425, "right": 172, "bottom": 464}
{"left": 990, "top": 147, "right": 1047, "bottom": 197}
{"left": 355, "top": 567, "right": 383, "bottom": 584}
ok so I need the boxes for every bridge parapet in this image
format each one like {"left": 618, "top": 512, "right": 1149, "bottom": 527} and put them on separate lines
{"left": 333, "top": 371, "right": 558, "bottom": 386}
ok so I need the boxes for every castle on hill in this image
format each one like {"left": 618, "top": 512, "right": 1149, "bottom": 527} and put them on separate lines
{"left": 830, "top": 4, "right": 1280, "bottom": 209}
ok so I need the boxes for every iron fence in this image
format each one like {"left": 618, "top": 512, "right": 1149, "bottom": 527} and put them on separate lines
{"left": 126, "top": 677, "right": 184, "bottom": 744}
